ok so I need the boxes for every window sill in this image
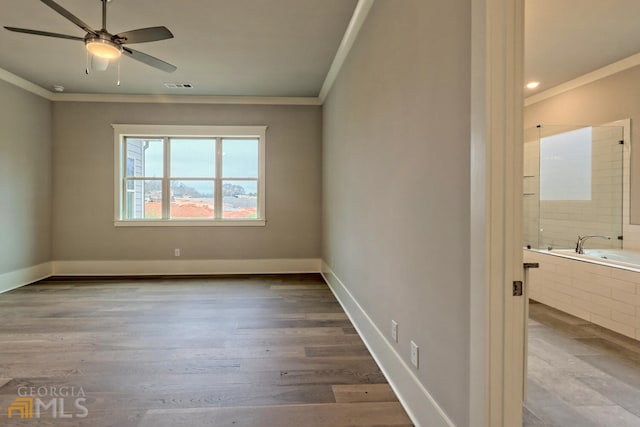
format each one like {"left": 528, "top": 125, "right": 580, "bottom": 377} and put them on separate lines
{"left": 114, "top": 219, "right": 266, "bottom": 227}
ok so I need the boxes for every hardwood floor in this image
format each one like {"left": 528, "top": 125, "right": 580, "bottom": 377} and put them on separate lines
{"left": 0, "top": 275, "right": 413, "bottom": 426}
{"left": 525, "top": 301, "right": 640, "bottom": 427}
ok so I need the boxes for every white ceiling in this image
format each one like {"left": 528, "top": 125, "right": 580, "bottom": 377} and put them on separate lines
{"left": 0, "top": 0, "right": 358, "bottom": 97}
{"left": 525, "top": 0, "right": 640, "bottom": 95}
{"left": 2, "top": 1, "right": 639, "bottom": 98}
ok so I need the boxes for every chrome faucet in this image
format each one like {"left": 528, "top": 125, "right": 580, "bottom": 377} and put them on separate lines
{"left": 575, "top": 235, "right": 611, "bottom": 254}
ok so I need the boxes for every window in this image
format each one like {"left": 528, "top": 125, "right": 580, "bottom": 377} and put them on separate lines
{"left": 540, "top": 127, "right": 592, "bottom": 201}
{"left": 113, "top": 125, "right": 266, "bottom": 226}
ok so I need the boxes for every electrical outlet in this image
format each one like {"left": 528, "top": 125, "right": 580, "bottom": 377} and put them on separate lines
{"left": 174, "top": 248, "right": 181, "bottom": 257}
{"left": 391, "top": 320, "right": 398, "bottom": 343}
{"left": 410, "top": 341, "right": 419, "bottom": 368}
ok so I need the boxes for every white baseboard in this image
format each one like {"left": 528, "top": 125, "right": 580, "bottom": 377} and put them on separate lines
{"left": 53, "top": 258, "right": 322, "bottom": 276}
{"left": 0, "top": 262, "right": 53, "bottom": 294}
{"left": 321, "top": 261, "right": 455, "bottom": 427}
{"left": 0, "top": 259, "right": 321, "bottom": 294}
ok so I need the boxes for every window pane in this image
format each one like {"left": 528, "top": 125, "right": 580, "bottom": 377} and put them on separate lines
{"left": 170, "top": 180, "right": 215, "bottom": 219}
{"left": 125, "top": 138, "right": 163, "bottom": 177}
{"left": 126, "top": 190, "right": 134, "bottom": 218}
{"left": 222, "top": 139, "right": 258, "bottom": 178}
{"left": 222, "top": 180, "right": 258, "bottom": 219}
{"left": 143, "top": 180, "right": 163, "bottom": 218}
{"left": 170, "top": 139, "right": 215, "bottom": 178}
{"left": 540, "top": 127, "right": 592, "bottom": 200}
{"left": 123, "top": 179, "right": 162, "bottom": 219}
{"left": 126, "top": 157, "right": 135, "bottom": 176}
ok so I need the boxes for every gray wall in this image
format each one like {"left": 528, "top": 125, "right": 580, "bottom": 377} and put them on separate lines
{"left": 52, "top": 102, "right": 321, "bottom": 261}
{"left": 322, "top": 1, "right": 471, "bottom": 425}
{"left": 524, "top": 65, "right": 640, "bottom": 223}
{"left": 0, "top": 80, "right": 52, "bottom": 274}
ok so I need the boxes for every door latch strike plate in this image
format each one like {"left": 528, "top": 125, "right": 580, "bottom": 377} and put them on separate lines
{"left": 513, "top": 281, "right": 523, "bottom": 296}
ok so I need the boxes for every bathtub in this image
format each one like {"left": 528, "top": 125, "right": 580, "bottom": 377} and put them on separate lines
{"left": 550, "top": 248, "right": 640, "bottom": 271}
{"left": 524, "top": 248, "right": 640, "bottom": 341}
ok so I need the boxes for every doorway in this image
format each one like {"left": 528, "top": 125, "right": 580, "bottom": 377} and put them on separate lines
{"left": 522, "top": 121, "right": 636, "bottom": 425}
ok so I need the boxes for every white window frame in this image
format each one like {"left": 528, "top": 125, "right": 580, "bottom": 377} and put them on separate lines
{"left": 113, "top": 124, "right": 267, "bottom": 227}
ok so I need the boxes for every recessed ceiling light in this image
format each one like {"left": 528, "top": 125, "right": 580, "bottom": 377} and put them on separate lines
{"left": 526, "top": 81, "right": 540, "bottom": 89}
{"left": 52, "top": 85, "right": 64, "bottom": 92}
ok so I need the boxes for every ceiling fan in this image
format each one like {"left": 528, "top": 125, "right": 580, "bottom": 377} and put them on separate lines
{"left": 4, "top": 0, "right": 177, "bottom": 73}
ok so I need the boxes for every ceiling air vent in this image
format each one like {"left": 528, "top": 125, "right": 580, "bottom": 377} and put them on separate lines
{"left": 164, "top": 83, "right": 193, "bottom": 89}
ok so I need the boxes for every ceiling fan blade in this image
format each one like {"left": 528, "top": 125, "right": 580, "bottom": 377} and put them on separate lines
{"left": 40, "top": 0, "right": 96, "bottom": 35}
{"left": 115, "top": 26, "right": 174, "bottom": 44}
{"left": 4, "top": 26, "right": 84, "bottom": 41}
{"left": 122, "top": 47, "right": 177, "bottom": 73}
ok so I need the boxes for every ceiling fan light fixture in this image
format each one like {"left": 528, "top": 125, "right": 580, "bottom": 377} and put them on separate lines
{"left": 85, "top": 38, "right": 121, "bottom": 59}
{"left": 91, "top": 55, "right": 110, "bottom": 71}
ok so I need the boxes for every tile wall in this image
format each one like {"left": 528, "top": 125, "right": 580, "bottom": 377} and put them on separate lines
{"left": 525, "top": 249, "right": 640, "bottom": 341}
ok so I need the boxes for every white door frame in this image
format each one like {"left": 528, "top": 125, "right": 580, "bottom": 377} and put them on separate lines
{"left": 470, "top": 0, "right": 525, "bottom": 426}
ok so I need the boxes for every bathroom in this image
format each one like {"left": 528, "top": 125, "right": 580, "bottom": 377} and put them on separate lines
{"left": 522, "top": 64, "right": 640, "bottom": 424}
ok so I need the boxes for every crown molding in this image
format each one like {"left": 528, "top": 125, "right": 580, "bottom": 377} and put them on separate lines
{"left": 0, "top": 68, "right": 322, "bottom": 105}
{"left": 318, "top": 0, "right": 375, "bottom": 103}
{"left": 0, "top": 68, "right": 53, "bottom": 100}
{"left": 0, "top": 69, "right": 321, "bottom": 105}
{"left": 49, "top": 93, "right": 322, "bottom": 105}
{"left": 524, "top": 52, "right": 640, "bottom": 107}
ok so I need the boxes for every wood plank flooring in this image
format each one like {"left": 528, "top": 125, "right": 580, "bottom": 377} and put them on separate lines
{"left": 0, "top": 274, "right": 413, "bottom": 426}
{"left": 525, "top": 301, "right": 640, "bottom": 427}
